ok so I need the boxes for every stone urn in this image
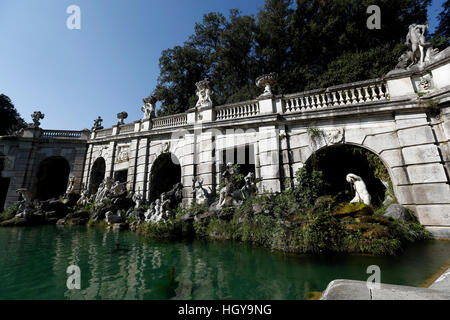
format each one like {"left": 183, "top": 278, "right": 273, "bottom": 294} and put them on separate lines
{"left": 256, "top": 73, "right": 277, "bottom": 97}
{"left": 117, "top": 112, "right": 128, "bottom": 125}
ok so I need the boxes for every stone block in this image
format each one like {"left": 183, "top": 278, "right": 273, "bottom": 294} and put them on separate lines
{"left": 391, "top": 167, "right": 409, "bottom": 185}
{"left": 197, "top": 163, "right": 213, "bottom": 175}
{"left": 259, "top": 179, "right": 281, "bottom": 193}
{"left": 402, "top": 144, "right": 441, "bottom": 165}
{"left": 289, "top": 133, "right": 309, "bottom": 149}
{"left": 412, "top": 183, "right": 450, "bottom": 204}
{"left": 386, "top": 77, "right": 415, "bottom": 97}
{"left": 363, "top": 132, "right": 399, "bottom": 153}
{"left": 380, "top": 149, "right": 404, "bottom": 167}
{"left": 395, "top": 185, "right": 415, "bottom": 204}
{"left": 258, "top": 151, "right": 279, "bottom": 167}
{"left": 431, "top": 62, "right": 450, "bottom": 89}
{"left": 406, "top": 163, "right": 447, "bottom": 184}
{"left": 260, "top": 165, "right": 280, "bottom": 180}
{"left": 415, "top": 205, "right": 450, "bottom": 226}
{"left": 397, "top": 126, "right": 435, "bottom": 147}
{"left": 425, "top": 227, "right": 450, "bottom": 240}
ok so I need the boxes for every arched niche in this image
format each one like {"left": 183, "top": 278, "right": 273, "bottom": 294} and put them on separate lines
{"left": 32, "top": 156, "right": 70, "bottom": 201}
{"left": 149, "top": 153, "right": 181, "bottom": 202}
{"left": 89, "top": 157, "right": 106, "bottom": 194}
{"left": 305, "top": 144, "right": 392, "bottom": 206}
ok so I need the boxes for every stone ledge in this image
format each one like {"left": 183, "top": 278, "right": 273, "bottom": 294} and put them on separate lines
{"left": 320, "top": 279, "right": 450, "bottom": 300}
{"left": 426, "top": 227, "right": 450, "bottom": 240}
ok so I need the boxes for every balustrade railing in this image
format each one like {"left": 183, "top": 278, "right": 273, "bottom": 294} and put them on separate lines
{"left": 41, "top": 129, "right": 84, "bottom": 139}
{"left": 216, "top": 100, "right": 260, "bottom": 121}
{"left": 152, "top": 113, "right": 187, "bottom": 129}
{"left": 119, "top": 123, "right": 135, "bottom": 134}
{"left": 284, "top": 79, "right": 389, "bottom": 114}
{"left": 96, "top": 128, "right": 113, "bottom": 137}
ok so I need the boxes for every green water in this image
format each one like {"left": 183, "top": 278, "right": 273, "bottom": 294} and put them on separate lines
{"left": 0, "top": 226, "right": 449, "bottom": 300}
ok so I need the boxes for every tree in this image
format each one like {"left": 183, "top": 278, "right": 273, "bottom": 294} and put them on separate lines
{"left": 154, "top": 0, "right": 433, "bottom": 116}
{"left": 435, "top": 0, "right": 450, "bottom": 38}
{"left": 0, "top": 94, "right": 26, "bottom": 136}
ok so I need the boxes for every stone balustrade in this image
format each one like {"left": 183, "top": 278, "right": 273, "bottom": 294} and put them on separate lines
{"left": 118, "top": 123, "right": 135, "bottom": 134}
{"left": 41, "top": 129, "right": 86, "bottom": 139}
{"left": 284, "top": 79, "right": 390, "bottom": 114}
{"left": 152, "top": 113, "right": 187, "bottom": 129}
{"left": 216, "top": 100, "right": 260, "bottom": 121}
{"left": 91, "top": 79, "right": 395, "bottom": 140}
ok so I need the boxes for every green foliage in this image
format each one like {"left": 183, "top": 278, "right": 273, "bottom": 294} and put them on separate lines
{"left": 0, "top": 206, "right": 19, "bottom": 221}
{"left": 434, "top": 0, "right": 450, "bottom": 40}
{"left": 155, "top": 0, "right": 432, "bottom": 115}
{"left": 0, "top": 94, "right": 26, "bottom": 135}
{"left": 218, "top": 164, "right": 245, "bottom": 191}
{"left": 291, "top": 168, "right": 325, "bottom": 209}
{"left": 303, "top": 210, "right": 343, "bottom": 253}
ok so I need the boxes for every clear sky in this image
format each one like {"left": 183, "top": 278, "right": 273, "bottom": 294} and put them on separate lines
{"left": 0, "top": 0, "right": 446, "bottom": 130}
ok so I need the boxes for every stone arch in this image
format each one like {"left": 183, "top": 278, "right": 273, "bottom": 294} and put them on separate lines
{"left": 32, "top": 156, "right": 71, "bottom": 201}
{"left": 0, "top": 154, "right": 10, "bottom": 211}
{"left": 149, "top": 152, "right": 181, "bottom": 202}
{"left": 89, "top": 157, "right": 106, "bottom": 194}
{"left": 304, "top": 143, "right": 393, "bottom": 206}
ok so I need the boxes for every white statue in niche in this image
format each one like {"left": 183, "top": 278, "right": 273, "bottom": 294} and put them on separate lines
{"left": 346, "top": 173, "right": 371, "bottom": 205}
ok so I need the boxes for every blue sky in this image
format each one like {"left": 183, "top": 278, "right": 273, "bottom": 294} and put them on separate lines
{"left": 0, "top": 0, "right": 446, "bottom": 130}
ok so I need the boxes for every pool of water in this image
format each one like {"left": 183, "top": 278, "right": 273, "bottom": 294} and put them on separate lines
{"left": 0, "top": 226, "right": 449, "bottom": 300}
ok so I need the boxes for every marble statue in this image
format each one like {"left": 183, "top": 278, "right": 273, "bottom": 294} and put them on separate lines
{"left": 142, "top": 95, "right": 157, "bottom": 119}
{"left": 195, "top": 79, "right": 212, "bottom": 108}
{"left": 77, "top": 187, "right": 90, "bottom": 206}
{"left": 132, "top": 188, "right": 143, "bottom": 209}
{"left": 241, "top": 172, "right": 257, "bottom": 200}
{"left": 346, "top": 173, "right": 371, "bottom": 205}
{"left": 144, "top": 203, "right": 155, "bottom": 222}
{"left": 193, "top": 178, "right": 212, "bottom": 205}
{"left": 396, "top": 23, "right": 439, "bottom": 69}
{"left": 92, "top": 116, "right": 103, "bottom": 131}
{"left": 31, "top": 111, "right": 45, "bottom": 128}
{"left": 65, "top": 176, "right": 76, "bottom": 194}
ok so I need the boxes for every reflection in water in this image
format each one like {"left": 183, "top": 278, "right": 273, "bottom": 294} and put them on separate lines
{"left": 0, "top": 226, "right": 449, "bottom": 300}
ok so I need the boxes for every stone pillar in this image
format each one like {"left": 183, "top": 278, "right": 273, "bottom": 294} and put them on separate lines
{"left": 195, "top": 130, "right": 216, "bottom": 200}
{"left": 134, "top": 138, "right": 149, "bottom": 198}
{"left": 105, "top": 141, "right": 116, "bottom": 179}
{"left": 126, "top": 138, "right": 140, "bottom": 192}
{"left": 181, "top": 133, "right": 196, "bottom": 207}
{"left": 257, "top": 125, "right": 281, "bottom": 193}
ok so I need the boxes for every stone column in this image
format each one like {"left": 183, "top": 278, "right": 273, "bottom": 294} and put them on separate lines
{"left": 257, "top": 125, "right": 281, "bottom": 193}
{"left": 126, "top": 138, "right": 140, "bottom": 192}
{"left": 134, "top": 138, "right": 149, "bottom": 198}
{"left": 105, "top": 141, "right": 116, "bottom": 179}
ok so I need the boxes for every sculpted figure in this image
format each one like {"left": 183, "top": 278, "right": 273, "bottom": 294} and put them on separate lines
{"left": 195, "top": 79, "right": 212, "bottom": 108}
{"left": 65, "top": 176, "right": 76, "bottom": 195}
{"left": 31, "top": 111, "right": 45, "bottom": 128}
{"left": 160, "top": 193, "right": 172, "bottom": 219}
{"left": 145, "top": 203, "right": 155, "bottom": 222}
{"left": 218, "top": 163, "right": 235, "bottom": 208}
{"left": 241, "top": 172, "right": 257, "bottom": 199}
{"left": 16, "top": 188, "right": 32, "bottom": 205}
{"left": 77, "top": 187, "right": 90, "bottom": 206}
{"left": 92, "top": 116, "right": 103, "bottom": 131}
{"left": 346, "top": 173, "right": 371, "bottom": 205}
{"left": 142, "top": 95, "right": 156, "bottom": 119}
{"left": 132, "top": 188, "right": 143, "bottom": 209}
{"left": 193, "top": 178, "right": 212, "bottom": 205}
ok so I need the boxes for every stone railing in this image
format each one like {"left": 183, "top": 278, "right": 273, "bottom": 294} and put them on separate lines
{"left": 96, "top": 128, "right": 113, "bottom": 138}
{"left": 283, "top": 78, "right": 390, "bottom": 114}
{"left": 41, "top": 129, "right": 84, "bottom": 139}
{"left": 118, "top": 123, "right": 135, "bottom": 134}
{"left": 152, "top": 113, "right": 188, "bottom": 129}
{"left": 216, "top": 100, "right": 260, "bottom": 121}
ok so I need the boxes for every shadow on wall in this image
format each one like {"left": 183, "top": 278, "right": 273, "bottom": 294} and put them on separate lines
{"left": 149, "top": 153, "right": 181, "bottom": 203}
{"left": 305, "top": 145, "right": 389, "bottom": 207}
{"left": 32, "top": 156, "right": 70, "bottom": 201}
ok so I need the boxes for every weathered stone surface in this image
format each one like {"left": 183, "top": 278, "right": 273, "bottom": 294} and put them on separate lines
{"left": 412, "top": 184, "right": 450, "bottom": 204}
{"left": 407, "top": 163, "right": 448, "bottom": 184}
{"left": 416, "top": 205, "right": 450, "bottom": 226}
{"left": 397, "top": 126, "right": 435, "bottom": 147}
{"left": 383, "top": 204, "right": 413, "bottom": 221}
{"left": 320, "top": 279, "right": 450, "bottom": 300}
{"left": 401, "top": 144, "right": 441, "bottom": 165}
{"left": 363, "top": 132, "right": 399, "bottom": 153}
{"left": 425, "top": 226, "right": 450, "bottom": 239}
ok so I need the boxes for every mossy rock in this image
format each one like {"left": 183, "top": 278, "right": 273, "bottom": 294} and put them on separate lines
{"left": 344, "top": 222, "right": 389, "bottom": 239}
{"left": 332, "top": 202, "right": 374, "bottom": 218}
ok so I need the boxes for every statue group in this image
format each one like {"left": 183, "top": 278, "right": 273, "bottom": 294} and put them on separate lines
{"left": 396, "top": 23, "right": 440, "bottom": 70}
